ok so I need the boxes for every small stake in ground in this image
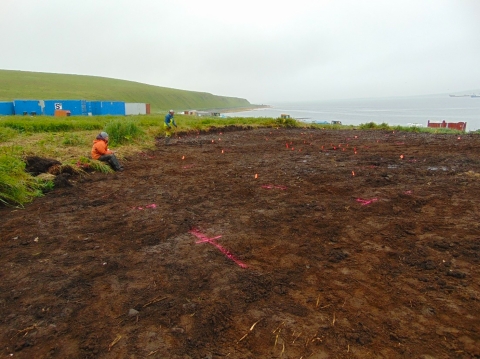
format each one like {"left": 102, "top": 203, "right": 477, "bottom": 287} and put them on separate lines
{"left": 108, "top": 334, "right": 122, "bottom": 351}
{"left": 237, "top": 319, "right": 262, "bottom": 343}
{"left": 142, "top": 296, "right": 167, "bottom": 308}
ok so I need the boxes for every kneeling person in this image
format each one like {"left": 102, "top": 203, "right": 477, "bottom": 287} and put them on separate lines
{"left": 91, "top": 132, "right": 124, "bottom": 171}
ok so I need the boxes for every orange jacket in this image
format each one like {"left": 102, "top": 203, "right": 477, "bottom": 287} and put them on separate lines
{"left": 91, "top": 139, "right": 113, "bottom": 160}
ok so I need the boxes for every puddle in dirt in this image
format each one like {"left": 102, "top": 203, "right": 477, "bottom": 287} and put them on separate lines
{"left": 427, "top": 166, "right": 448, "bottom": 171}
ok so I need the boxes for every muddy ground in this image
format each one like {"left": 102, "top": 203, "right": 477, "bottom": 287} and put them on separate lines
{"left": 1, "top": 127, "right": 479, "bottom": 359}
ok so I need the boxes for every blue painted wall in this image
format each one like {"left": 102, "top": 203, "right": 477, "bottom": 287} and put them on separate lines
{"left": 13, "top": 100, "right": 44, "bottom": 115}
{"left": 44, "top": 100, "right": 88, "bottom": 116}
{"left": 6, "top": 99, "right": 131, "bottom": 116}
{"left": 0, "top": 102, "right": 14, "bottom": 115}
{"left": 90, "top": 101, "right": 125, "bottom": 115}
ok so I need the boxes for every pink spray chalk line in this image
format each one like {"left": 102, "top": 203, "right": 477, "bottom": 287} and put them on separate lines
{"left": 261, "top": 184, "right": 287, "bottom": 190}
{"left": 189, "top": 229, "right": 247, "bottom": 268}
{"left": 131, "top": 203, "right": 157, "bottom": 210}
{"left": 356, "top": 198, "right": 378, "bottom": 206}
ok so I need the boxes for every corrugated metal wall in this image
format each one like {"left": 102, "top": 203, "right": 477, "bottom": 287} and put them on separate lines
{"left": 1, "top": 99, "right": 148, "bottom": 116}
{"left": 90, "top": 101, "right": 126, "bottom": 116}
{"left": 13, "top": 100, "right": 44, "bottom": 115}
{"left": 125, "top": 103, "right": 147, "bottom": 115}
{"left": 0, "top": 102, "right": 14, "bottom": 115}
{"left": 44, "top": 100, "right": 88, "bottom": 116}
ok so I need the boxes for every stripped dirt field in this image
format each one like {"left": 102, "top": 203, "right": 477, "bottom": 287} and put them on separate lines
{"left": 1, "top": 127, "right": 479, "bottom": 358}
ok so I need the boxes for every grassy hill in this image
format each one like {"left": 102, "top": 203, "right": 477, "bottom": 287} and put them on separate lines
{"left": 0, "top": 69, "right": 252, "bottom": 113}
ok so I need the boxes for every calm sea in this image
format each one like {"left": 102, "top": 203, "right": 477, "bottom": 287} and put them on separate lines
{"left": 223, "top": 95, "right": 480, "bottom": 131}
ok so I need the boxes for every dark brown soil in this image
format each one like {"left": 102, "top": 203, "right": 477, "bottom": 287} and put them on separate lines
{"left": 1, "top": 127, "right": 479, "bottom": 358}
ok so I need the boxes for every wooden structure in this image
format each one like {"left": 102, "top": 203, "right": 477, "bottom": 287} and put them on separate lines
{"left": 427, "top": 120, "right": 466, "bottom": 132}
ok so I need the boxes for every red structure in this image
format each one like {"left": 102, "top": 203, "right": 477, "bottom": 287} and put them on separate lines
{"left": 427, "top": 120, "right": 466, "bottom": 132}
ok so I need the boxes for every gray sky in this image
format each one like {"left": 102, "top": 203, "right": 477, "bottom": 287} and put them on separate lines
{"left": 2, "top": 0, "right": 479, "bottom": 103}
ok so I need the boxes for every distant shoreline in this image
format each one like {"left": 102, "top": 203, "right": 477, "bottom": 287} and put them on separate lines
{"left": 208, "top": 104, "right": 271, "bottom": 114}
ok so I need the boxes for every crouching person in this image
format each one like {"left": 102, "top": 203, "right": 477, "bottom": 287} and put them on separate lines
{"left": 91, "top": 132, "right": 124, "bottom": 171}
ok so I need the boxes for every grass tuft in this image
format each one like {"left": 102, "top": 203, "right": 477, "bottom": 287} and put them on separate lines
{"left": 76, "top": 157, "right": 114, "bottom": 173}
{"left": 104, "top": 119, "right": 144, "bottom": 146}
{"left": 0, "top": 152, "right": 43, "bottom": 207}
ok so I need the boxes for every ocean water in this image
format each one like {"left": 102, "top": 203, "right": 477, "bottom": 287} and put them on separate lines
{"left": 223, "top": 95, "right": 480, "bottom": 131}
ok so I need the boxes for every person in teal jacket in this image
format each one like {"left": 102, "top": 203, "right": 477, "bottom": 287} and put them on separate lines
{"left": 164, "top": 110, "right": 177, "bottom": 145}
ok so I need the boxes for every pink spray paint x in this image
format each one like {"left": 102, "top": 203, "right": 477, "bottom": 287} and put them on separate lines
{"left": 189, "top": 229, "right": 247, "bottom": 268}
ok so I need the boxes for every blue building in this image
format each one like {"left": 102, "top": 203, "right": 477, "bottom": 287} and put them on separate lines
{"left": 44, "top": 100, "right": 88, "bottom": 116}
{"left": 13, "top": 100, "right": 44, "bottom": 115}
{"left": 90, "top": 101, "right": 126, "bottom": 116}
{"left": 0, "top": 101, "right": 14, "bottom": 115}
{"left": 4, "top": 99, "right": 130, "bottom": 116}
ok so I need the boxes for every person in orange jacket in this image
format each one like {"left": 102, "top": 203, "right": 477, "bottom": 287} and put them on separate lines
{"left": 91, "top": 132, "right": 124, "bottom": 171}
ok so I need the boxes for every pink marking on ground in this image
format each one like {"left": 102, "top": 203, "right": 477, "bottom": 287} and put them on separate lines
{"left": 189, "top": 229, "right": 247, "bottom": 268}
{"left": 182, "top": 164, "right": 194, "bottom": 169}
{"left": 139, "top": 152, "right": 155, "bottom": 159}
{"left": 356, "top": 198, "right": 378, "bottom": 206}
{"left": 131, "top": 203, "right": 157, "bottom": 210}
{"left": 262, "top": 184, "right": 287, "bottom": 190}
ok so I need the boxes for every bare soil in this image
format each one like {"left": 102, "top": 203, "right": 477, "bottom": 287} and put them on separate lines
{"left": 1, "top": 127, "right": 479, "bottom": 359}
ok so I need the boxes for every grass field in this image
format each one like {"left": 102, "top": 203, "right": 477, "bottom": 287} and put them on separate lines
{"left": 0, "top": 112, "right": 469, "bottom": 207}
{"left": 0, "top": 70, "right": 252, "bottom": 113}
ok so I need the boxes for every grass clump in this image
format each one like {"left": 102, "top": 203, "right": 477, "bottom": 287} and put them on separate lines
{"left": 273, "top": 117, "right": 299, "bottom": 128}
{"left": 0, "top": 127, "right": 19, "bottom": 142}
{"left": 104, "top": 119, "right": 144, "bottom": 145}
{"left": 358, "top": 122, "right": 391, "bottom": 130}
{"left": 62, "top": 133, "right": 85, "bottom": 146}
{"left": 0, "top": 152, "right": 44, "bottom": 206}
{"left": 76, "top": 156, "right": 113, "bottom": 173}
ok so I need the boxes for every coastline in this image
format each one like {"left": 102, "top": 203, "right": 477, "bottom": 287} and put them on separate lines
{"left": 207, "top": 104, "right": 271, "bottom": 114}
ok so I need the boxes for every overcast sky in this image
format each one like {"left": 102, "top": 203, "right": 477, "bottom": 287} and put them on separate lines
{"left": 2, "top": 0, "right": 479, "bottom": 103}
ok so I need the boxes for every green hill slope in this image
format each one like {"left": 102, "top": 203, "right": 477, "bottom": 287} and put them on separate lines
{"left": 0, "top": 69, "right": 251, "bottom": 113}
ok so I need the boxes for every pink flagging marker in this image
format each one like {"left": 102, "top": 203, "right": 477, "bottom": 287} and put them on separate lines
{"left": 356, "top": 198, "right": 378, "bottom": 206}
{"left": 189, "top": 229, "right": 247, "bottom": 268}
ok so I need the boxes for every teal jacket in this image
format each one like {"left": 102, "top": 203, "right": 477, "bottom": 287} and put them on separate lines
{"left": 165, "top": 113, "right": 176, "bottom": 127}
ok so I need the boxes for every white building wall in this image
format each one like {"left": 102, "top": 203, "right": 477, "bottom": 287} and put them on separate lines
{"left": 125, "top": 103, "right": 146, "bottom": 115}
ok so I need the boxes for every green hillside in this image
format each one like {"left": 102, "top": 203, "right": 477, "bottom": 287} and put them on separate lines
{"left": 0, "top": 69, "right": 252, "bottom": 113}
